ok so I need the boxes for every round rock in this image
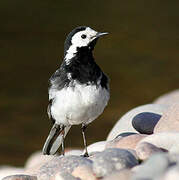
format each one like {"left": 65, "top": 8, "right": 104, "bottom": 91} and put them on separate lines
{"left": 107, "top": 104, "right": 168, "bottom": 141}
{"left": 154, "top": 103, "right": 179, "bottom": 133}
{"left": 37, "top": 155, "right": 92, "bottom": 180}
{"left": 132, "top": 112, "right": 161, "bottom": 134}
{"left": 131, "top": 153, "right": 170, "bottom": 180}
{"left": 106, "top": 134, "right": 147, "bottom": 150}
{"left": 90, "top": 148, "right": 138, "bottom": 178}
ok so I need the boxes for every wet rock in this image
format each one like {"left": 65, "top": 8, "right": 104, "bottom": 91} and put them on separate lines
{"left": 154, "top": 89, "right": 179, "bottom": 105}
{"left": 2, "top": 174, "right": 37, "bottom": 180}
{"left": 103, "top": 169, "right": 133, "bottom": 180}
{"left": 90, "top": 148, "right": 138, "bottom": 178}
{"left": 131, "top": 153, "right": 170, "bottom": 180}
{"left": 135, "top": 142, "right": 165, "bottom": 161}
{"left": 132, "top": 112, "right": 161, "bottom": 134}
{"left": 107, "top": 104, "right": 168, "bottom": 141}
{"left": 72, "top": 165, "right": 97, "bottom": 180}
{"left": 85, "top": 141, "right": 106, "bottom": 156}
{"left": 37, "top": 155, "right": 92, "bottom": 180}
{"left": 139, "top": 132, "right": 179, "bottom": 153}
{"left": 154, "top": 103, "right": 179, "bottom": 133}
{"left": 106, "top": 134, "right": 147, "bottom": 150}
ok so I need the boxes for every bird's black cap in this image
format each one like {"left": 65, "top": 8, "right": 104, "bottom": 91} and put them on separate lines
{"left": 64, "top": 26, "right": 87, "bottom": 55}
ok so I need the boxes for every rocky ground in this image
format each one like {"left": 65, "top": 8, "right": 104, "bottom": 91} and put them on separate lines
{"left": 1, "top": 89, "right": 179, "bottom": 180}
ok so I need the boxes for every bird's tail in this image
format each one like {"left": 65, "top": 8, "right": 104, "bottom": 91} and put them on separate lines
{"left": 42, "top": 124, "right": 71, "bottom": 155}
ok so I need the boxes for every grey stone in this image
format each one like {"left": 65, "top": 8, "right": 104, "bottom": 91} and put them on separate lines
{"left": 37, "top": 155, "right": 92, "bottom": 180}
{"left": 90, "top": 148, "right": 138, "bottom": 178}
{"left": 2, "top": 174, "right": 37, "bottom": 180}
{"left": 107, "top": 104, "right": 169, "bottom": 141}
{"left": 132, "top": 112, "right": 161, "bottom": 134}
{"left": 131, "top": 153, "right": 171, "bottom": 180}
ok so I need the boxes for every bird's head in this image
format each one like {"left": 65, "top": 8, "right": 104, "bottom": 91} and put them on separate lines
{"left": 64, "top": 26, "right": 108, "bottom": 62}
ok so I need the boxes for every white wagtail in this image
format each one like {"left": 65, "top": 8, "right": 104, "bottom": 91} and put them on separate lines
{"left": 42, "top": 26, "right": 110, "bottom": 157}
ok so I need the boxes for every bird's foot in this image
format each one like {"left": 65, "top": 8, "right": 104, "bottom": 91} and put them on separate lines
{"left": 81, "top": 152, "right": 89, "bottom": 157}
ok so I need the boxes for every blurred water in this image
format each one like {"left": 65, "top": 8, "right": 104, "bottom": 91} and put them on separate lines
{"left": 0, "top": 0, "right": 179, "bottom": 166}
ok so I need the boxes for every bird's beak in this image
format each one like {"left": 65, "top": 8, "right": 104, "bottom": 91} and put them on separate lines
{"left": 95, "top": 32, "right": 109, "bottom": 38}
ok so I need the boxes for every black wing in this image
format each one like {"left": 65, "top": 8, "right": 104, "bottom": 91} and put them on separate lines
{"left": 49, "top": 67, "right": 70, "bottom": 91}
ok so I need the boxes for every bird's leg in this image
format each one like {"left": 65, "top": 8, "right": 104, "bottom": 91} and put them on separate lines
{"left": 81, "top": 124, "right": 89, "bottom": 157}
{"left": 61, "top": 125, "right": 65, "bottom": 156}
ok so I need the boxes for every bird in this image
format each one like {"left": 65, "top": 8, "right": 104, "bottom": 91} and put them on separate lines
{"left": 42, "top": 26, "right": 110, "bottom": 157}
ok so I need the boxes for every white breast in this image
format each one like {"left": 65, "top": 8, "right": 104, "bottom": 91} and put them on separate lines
{"left": 50, "top": 83, "right": 109, "bottom": 126}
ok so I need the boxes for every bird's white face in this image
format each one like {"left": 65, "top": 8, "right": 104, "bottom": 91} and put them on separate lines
{"left": 64, "top": 26, "right": 108, "bottom": 64}
{"left": 71, "top": 27, "right": 98, "bottom": 48}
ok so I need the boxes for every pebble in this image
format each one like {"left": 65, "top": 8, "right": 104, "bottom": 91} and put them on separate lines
{"left": 106, "top": 134, "right": 147, "bottom": 150}
{"left": 135, "top": 142, "right": 166, "bottom": 161}
{"left": 72, "top": 165, "right": 97, "bottom": 180}
{"left": 103, "top": 169, "right": 133, "bottom": 180}
{"left": 37, "top": 155, "right": 93, "bottom": 180}
{"left": 153, "top": 89, "right": 179, "bottom": 105}
{"left": 84, "top": 141, "right": 106, "bottom": 156}
{"left": 2, "top": 174, "right": 37, "bottom": 180}
{"left": 90, "top": 148, "right": 138, "bottom": 178}
{"left": 132, "top": 112, "right": 161, "bottom": 134}
{"left": 139, "top": 132, "right": 179, "bottom": 153}
{"left": 154, "top": 103, "right": 179, "bottom": 133}
{"left": 131, "top": 153, "right": 170, "bottom": 180}
{"left": 107, "top": 104, "right": 168, "bottom": 141}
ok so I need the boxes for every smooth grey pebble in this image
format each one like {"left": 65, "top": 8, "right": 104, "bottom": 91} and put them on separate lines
{"left": 131, "top": 153, "right": 171, "bottom": 180}
{"left": 91, "top": 148, "right": 138, "bottom": 178}
{"left": 132, "top": 112, "right": 161, "bottom": 134}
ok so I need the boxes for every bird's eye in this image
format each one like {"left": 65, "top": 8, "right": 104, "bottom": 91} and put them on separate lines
{"left": 81, "top": 34, "right": 87, "bottom": 39}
